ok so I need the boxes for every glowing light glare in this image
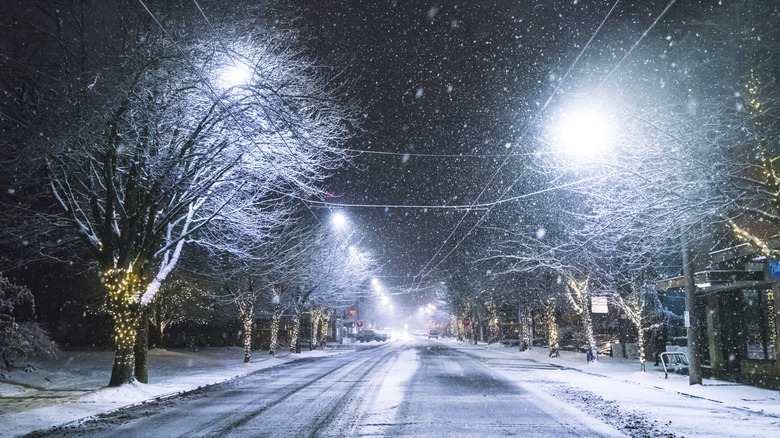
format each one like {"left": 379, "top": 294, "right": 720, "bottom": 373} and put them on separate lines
{"left": 556, "top": 110, "right": 612, "bottom": 155}
{"left": 331, "top": 211, "right": 348, "bottom": 228}
{"left": 220, "top": 63, "right": 252, "bottom": 87}
{"left": 371, "top": 278, "right": 380, "bottom": 286}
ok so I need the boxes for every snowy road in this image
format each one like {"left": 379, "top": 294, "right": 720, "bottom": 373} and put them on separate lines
{"left": 31, "top": 339, "right": 620, "bottom": 437}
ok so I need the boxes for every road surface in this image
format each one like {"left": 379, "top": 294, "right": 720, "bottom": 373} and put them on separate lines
{"left": 30, "top": 339, "right": 620, "bottom": 437}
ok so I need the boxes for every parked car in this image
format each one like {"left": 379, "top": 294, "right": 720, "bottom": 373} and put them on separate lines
{"left": 427, "top": 330, "right": 439, "bottom": 339}
{"left": 356, "top": 329, "right": 387, "bottom": 342}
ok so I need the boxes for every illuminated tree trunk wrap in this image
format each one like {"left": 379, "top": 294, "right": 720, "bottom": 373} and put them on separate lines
{"left": 291, "top": 300, "right": 301, "bottom": 354}
{"left": 565, "top": 276, "right": 598, "bottom": 362}
{"left": 242, "top": 312, "right": 253, "bottom": 363}
{"left": 106, "top": 268, "right": 143, "bottom": 387}
{"left": 319, "top": 311, "right": 329, "bottom": 348}
{"left": 518, "top": 303, "right": 532, "bottom": 352}
{"left": 291, "top": 314, "right": 300, "bottom": 353}
{"left": 582, "top": 308, "right": 598, "bottom": 362}
{"left": 310, "top": 310, "right": 320, "bottom": 349}
{"left": 269, "top": 301, "right": 281, "bottom": 356}
{"left": 637, "top": 329, "right": 646, "bottom": 372}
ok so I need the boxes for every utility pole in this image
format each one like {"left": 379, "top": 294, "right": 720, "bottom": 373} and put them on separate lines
{"left": 682, "top": 233, "right": 703, "bottom": 385}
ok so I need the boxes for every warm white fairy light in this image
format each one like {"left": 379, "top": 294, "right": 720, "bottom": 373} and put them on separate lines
{"left": 103, "top": 267, "right": 145, "bottom": 372}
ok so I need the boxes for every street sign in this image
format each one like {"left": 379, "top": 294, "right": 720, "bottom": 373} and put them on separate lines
{"left": 768, "top": 259, "right": 780, "bottom": 282}
{"left": 356, "top": 320, "right": 364, "bottom": 328}
{"left": 591, "top": 296, "right": 608, "bottom": 314}
{"left": 462, "top": 318, "right": 471, "bottom": 326}
{"left": 683, "top": 311, "right": 690, "bottom": 328}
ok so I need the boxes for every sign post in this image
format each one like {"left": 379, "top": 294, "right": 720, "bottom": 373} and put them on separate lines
{"left": 462, "top": 318, "right": 471, "bottom": 327}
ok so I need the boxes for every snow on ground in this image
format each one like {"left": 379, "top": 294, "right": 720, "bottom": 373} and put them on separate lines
{"left": 446, "top": 338, "right": 780, "bottom": 437}
{"left": 0, "top": 346, "right": 348, "bottom": 437}
{"left": 363, "top": 347, "right": 420, "bottom": 425}
{"left": 5, "top": 339, "right": 780, "bottom": 437}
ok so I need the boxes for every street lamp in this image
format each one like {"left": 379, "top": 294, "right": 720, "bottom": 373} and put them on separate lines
{"left": 552, "top": 105, "right": 613, "bottom": 158}
{"left": 331, "top": 211, "right": 348, "bottom": 229}
{"left": 220, "top": 62, "right": 252, "bottom": 88}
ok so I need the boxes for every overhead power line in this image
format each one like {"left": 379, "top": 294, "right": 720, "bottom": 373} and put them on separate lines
{"left": 411, "top": 0, "right": 623, "bottom": 288}
{"left": 277, "top": 174, "right": 610, "bottom": 211}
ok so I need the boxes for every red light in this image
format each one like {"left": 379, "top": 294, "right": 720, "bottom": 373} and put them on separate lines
{"left": 348, "top": 310, "right": 356, "bottom": 315}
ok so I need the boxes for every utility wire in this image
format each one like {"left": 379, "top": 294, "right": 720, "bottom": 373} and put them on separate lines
{"left": 341, "top": 147, "right": 554, "bottom": 159}
{"left": 411, "top": 0, "right": 622, "bottom": 288}
{"left": 277, "top": 174, "right": 610, "bottom": 210}
{"left": 416, "top": 0, "right": 680, "bottom": 284}
{"left": 602, "top": 0, "right": 678, "bottom": 84}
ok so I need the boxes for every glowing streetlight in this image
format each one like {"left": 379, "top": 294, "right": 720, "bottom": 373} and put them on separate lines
{"left": 331, "top": 211, "right": 348, "bottom": 229}
{"left": 554, "top": 108, "right": 612, "bottom": 156}
{"left": 219, "top": 62, "right": 252, "bottom": 88}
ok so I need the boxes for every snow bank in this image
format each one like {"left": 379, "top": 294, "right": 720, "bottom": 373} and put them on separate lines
{"left": 445, "top": 338, "right": 780, "bottom": 437}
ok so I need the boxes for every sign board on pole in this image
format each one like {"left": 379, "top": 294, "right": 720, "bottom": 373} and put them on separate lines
{"left": 683, "top": 311, "right": 690, "bottom": 328}
{"left": 356, "top": 320, "right": 363, "bottom": 328}
{"left": 462, "top": 318, "right": 471, "bottom": 326}
{"left": 767, "top": 259, "right": 780, "bottom": 282}
{"left": 591, "top": 296, "right": 609, "bottom": 314}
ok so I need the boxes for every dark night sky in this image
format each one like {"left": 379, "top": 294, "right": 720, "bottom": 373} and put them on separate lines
{"left": 292, "top": 0, "right": 674, "bottom": 298}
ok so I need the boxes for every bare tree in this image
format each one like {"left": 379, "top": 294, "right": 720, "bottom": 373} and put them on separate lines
{"left": 0, "top": 1, "right": 356, "bottom": 386}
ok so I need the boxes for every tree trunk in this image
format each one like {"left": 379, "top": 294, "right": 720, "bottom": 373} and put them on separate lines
{"left": 318, "top": 313, "right": 328, "bottom": 349}
{"left": 269, "top": 301, "right": 281, "bottom": 356}
{"left": 471, "top": 308, "right": 478, "bottom": 345}
{"left": 106, "top": 269, "right": 142, "bottom": 387}
{"left": 546, "top": 300, "right": 559, "bottom": 358}
{"left": 637, "top": 327, "right": 646, "bottom": 372}
{"left": 582, "top": 305, "right": 598, "bottom": 363}
{"left": 291, "top": 304, "right": 301, "bottom": 354}
{"left": 520, "top": 307, "right": 534, "bottom": 350}
{"left": 310, "top": 312, "right": 318, "bottom": 350}
{"left": 159, "top": 321, "right": 169, "bottom": 349}
{"left": 242, "top": 313, "right": 253, "bottom": 363}
{"left": 682, "top": 233, "right": 703, "bottom": 384}
{"left": 134, "top": 305, "right": 151, "bottom": 384}
{"left": 522, "top": 307, "right": 533, "bottom": 351}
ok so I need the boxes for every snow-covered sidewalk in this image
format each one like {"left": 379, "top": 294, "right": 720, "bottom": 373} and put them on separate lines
{"left": 446, "top": 338, "right": 780, "bottom": 437}
{"left": 0, "top": 346, "right": 349, "bottom": 437}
